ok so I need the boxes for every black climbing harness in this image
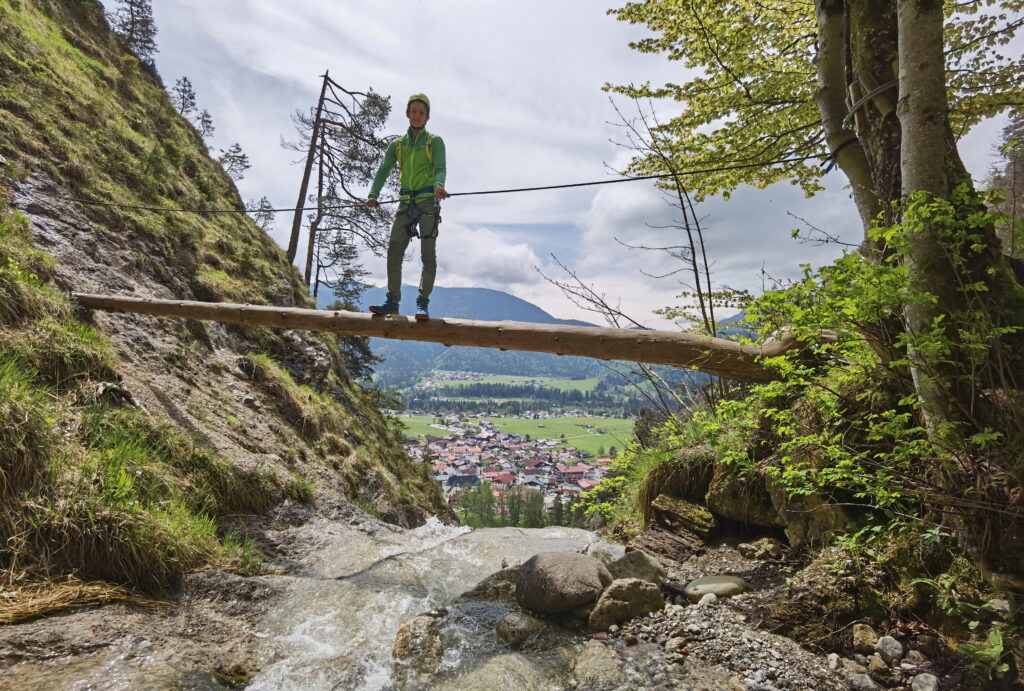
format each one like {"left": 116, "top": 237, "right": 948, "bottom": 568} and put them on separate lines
{"left": 400, "top": 186, "right": 441, "bottom": 238}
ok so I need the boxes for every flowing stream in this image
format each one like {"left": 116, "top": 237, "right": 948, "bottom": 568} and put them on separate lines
{"left": 248, "top": 518, "right": 622, "bottom": 690}
{"left": 0, "top": 517, "right": 621, "bottom": 690}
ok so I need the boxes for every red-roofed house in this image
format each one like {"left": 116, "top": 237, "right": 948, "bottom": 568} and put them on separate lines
{"left": 556, "top": 464, "right": 590, "bottom": 481}
{"left": 491, "top": 472, "right": 516, "bottom": 490}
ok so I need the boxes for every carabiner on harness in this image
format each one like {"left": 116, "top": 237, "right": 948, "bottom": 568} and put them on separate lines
{"left": 400, "top": 186, "right": 437, "bottom": 238}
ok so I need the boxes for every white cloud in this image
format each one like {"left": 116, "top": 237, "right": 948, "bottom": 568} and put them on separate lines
{"left": 362, "top": 222, "right": 545, "bottom": 292}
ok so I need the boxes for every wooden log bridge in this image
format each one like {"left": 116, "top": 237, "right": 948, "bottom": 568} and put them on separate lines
{"left": 72, "top": 293, "right": 806, "bottom": 382}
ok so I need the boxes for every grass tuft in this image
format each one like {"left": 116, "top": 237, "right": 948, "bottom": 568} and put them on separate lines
{"left": 0, "top": 358, "right": 54, "bottom": 503}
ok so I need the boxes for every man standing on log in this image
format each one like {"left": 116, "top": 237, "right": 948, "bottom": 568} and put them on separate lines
{"left": 366, "top": 93, "right": 449, "bottom": 321}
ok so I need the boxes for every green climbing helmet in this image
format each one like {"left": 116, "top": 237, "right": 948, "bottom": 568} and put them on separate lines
{"left": 407, "top": 93, "right": 430, "bottom": 115}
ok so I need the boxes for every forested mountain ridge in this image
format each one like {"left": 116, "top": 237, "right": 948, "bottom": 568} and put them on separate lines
{"left": 0, "top": 0, "right": 448, "bottom": 606}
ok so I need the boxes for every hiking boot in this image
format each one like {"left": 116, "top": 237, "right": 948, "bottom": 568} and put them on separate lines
{"left": 369, "top": 298, "right": 400, "bottom": 316}
{"left": 415, "top": 298, "right": 430, "bottom": 321}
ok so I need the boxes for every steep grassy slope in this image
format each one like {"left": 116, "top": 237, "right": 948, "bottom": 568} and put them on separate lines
{"left": 0, "top": 0, "right": 449, "bottom": 603}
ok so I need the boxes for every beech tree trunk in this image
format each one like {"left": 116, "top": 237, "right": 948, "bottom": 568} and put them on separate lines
{"left": 814, "top": 0, "right": 880, "bottom": 234}
{"left": 812, "top": 0, "right": 1024, "bottom": 589}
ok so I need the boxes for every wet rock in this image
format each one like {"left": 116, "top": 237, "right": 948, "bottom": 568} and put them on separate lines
{"left": 911, "top": 672, "right": 939, "bottom": 691}
{"left": 651, "top": 494, "right": 717, "bottom": 536}
{"left": 588, "top": 578, "right": 665, "bottom": 632}
{"left": 515, "top": 552, "right": 613, "bottom": 614}
{"left": 574, "top": 639, "right": 623, "bottom": 686}
{"left": 458, "top": 567, "right": 520, "bottom": 604}
{"left": 608, "top": 550, "right": 667, "bottom": 585}
{"left": 875, "top": 635, "right": 903, "bottom": 665}
{"left": 391, "top": 615, "right": 442, "bottom": 683}
{"left": 850, "top": 673, "right": 882, "bottom": 690}
{"left": 684, "top": 575, "right": 749, "bottom": 603}
{"left": 852, "top": 623, "right": 878, "bottom": 654}
{"left": 496, "top": 611, "right": 544, "bottom": 650}
{"left": 577, "top": 542, "right": 615, "bottom": 566}
{"left": 737, "top": 537, "right": 784, "bottom": 561}
{"left": 380, "top": 503, "right": 430, "bottom": 529}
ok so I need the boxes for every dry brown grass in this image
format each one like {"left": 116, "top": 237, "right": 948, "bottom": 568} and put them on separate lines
{"left": 0, "top": 574, "right": 164, "bottom": 625}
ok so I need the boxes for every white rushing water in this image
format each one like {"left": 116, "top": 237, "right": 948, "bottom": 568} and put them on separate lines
{"left": 0, "top": 517, "right": 619, "bottom": 690}
{"left": 248, "top": 518, "right": 621, "bottom": 690}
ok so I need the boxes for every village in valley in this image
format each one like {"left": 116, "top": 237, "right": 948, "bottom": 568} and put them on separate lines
{"left": 402, "top": 415, "right": 619, "bottom": 525}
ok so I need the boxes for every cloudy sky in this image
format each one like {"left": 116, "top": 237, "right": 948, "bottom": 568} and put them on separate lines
{"left": 151, "top": 1, "right": 1010, "bottom": 326}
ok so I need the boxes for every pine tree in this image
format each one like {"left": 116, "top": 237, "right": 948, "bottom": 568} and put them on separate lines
{"left": 247, "top": 196, "right": 276, "bottom": 232}
{"left": 508, "top": 487, "right": 523, "bottom": 527}
{"left": 110, "top": 0, "right": 157, "bottom": 64}
{"left": 196, "top": 109, "right": 215, "bottom": 140}
{"left": 218, "top": 143, "right": 250, "bottom": 181}
{"left": 170, "top": 77, "right": 196, "bottom": 116}
{"left": 170, "top": 77, "right": 215, "bottom": 141}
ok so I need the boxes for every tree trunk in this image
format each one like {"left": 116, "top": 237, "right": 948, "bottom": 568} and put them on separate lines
{"left": 847, "top": 0, "right": 902, "bottom": 230}
{"left": 814, "top": 1, "right": 880, "bottom": 236}
{"left": 896, "top": 0, "right": 1024, "bottom": 590}
{"left": 286, "top": 72, "right": 329, "bottom": 264}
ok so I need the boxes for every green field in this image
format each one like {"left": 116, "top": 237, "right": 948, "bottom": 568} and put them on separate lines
{"left": 431, "top": 374, "right": 601, "bottom": 393}
{"left": 397, "top": 416, "right": 459, "bottom": 438}
{"left": 398, "top": 414, "right": 634, "bottom": 457}
{"left": 482, "top": 416, "right": 634, "bottom": 457}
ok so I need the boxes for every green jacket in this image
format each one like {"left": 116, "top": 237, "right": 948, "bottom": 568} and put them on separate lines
{"left": 368, "top": 129, "right": 447, "bottom": 200}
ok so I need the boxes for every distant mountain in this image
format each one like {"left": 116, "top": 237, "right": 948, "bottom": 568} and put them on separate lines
{"left": 321, "top": 285, "right": 595, "bottom": 327}
{"left": 315, "top": 285, "right": 606, "bottom": 387}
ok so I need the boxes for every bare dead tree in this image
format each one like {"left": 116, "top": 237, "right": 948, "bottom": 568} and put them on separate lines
{"left": 537, "top": 255, "right": 696, "bottom": 419}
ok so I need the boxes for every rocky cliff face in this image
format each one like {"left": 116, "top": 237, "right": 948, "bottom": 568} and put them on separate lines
{"left": 0, "top": 0, "right": 450, "bottom": 602}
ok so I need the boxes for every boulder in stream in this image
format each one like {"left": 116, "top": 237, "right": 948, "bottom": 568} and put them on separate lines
{"left": 588, "top": 578, "right": 665, "bottom": 632}
{"left": 496, "top": 611, "right": 545, "bottom": 649}
{"left": 515, "top": 552, "right": 613, "bottom": 614}
{"left": 574, "top": 639, "right": 623, "bottom": 686}
{"left": 607, "top": 550, "right": 667, "bottom": 585}
{"left": 391, "top": 614, "right": 443, "bottom": 686}
{"left": 577, "top": 542, "right": 615, "bottom": 566}
{"left": 458, "top": 567, "right": 520, "bottom": 604}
